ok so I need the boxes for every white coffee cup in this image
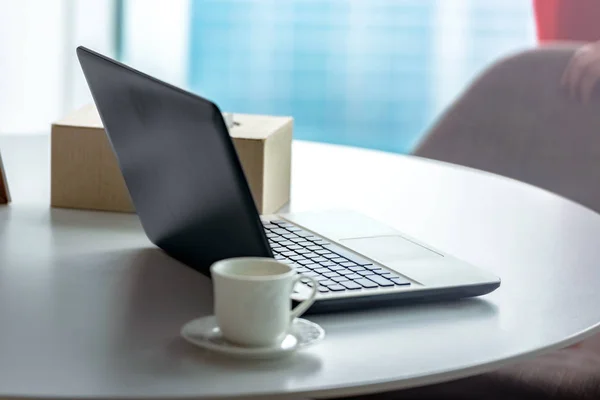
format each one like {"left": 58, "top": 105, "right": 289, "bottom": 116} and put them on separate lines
{"left": 211, "top": 257, "right": 318, "bottom": 348}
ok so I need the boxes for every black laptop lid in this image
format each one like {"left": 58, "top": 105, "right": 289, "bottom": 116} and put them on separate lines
{"left": 76, "top": 46, "right": 272, "bottom": 271}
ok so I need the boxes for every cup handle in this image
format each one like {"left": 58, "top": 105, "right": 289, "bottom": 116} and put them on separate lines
{"left": 290, "top": 275, "right": 318, "bottom": 320}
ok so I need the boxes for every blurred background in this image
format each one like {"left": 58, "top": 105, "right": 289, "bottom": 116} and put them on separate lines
{"left": 0, "top": 0, "right": 535, "bottom": 153}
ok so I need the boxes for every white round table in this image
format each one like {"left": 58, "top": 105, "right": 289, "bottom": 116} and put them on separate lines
{"left": 1, "top": 135, "right": 600, "bottom": 400}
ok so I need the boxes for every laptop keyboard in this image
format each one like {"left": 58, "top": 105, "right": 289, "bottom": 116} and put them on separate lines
{"left": 263, "top": 220, "right": 411, "bottom": 293}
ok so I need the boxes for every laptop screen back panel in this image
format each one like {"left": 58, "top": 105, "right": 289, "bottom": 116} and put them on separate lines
{"left": 77, "top": 47, "right": 271, "bottom": 272}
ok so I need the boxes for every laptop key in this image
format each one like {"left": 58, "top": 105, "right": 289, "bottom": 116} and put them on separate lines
{"left": 304, "top": 263, "right": 320, "bottom": 270}
{"left": 271, "top": 228, "right": 288, "bottom": 235}
{"left": 315, "top": 249, "right": 330, "bottom": 255}
{"left": 346, "top": 274, "right": 362, "bottom": 280}
{"left": 289, "top": 255, "right": 305, "bottom": 261}
{"left": 303, "top": 271, "right": 320, "bottom": 278}
{"left": 379, "top": 272, "right": 396, "bottom": 278}
{"left": 279, "top": 241, "right": 294, "bottom": 247}
{"left": 313, "top": 257, "right": 328, "bottom": 263}
{"left": 348, "top": 266, "right": 365, "bottom": 272}
{"left": 323, "top": 253, "right": 338, "bottom": 259}
{"left": 332, "top": 257, "right": 347, "bottom": 263}
{"left": 305, "top": 253, "right": 320, "bottom": 259}
{"left": 296, "top": 249, "right": 309, "bottom": 254}
{"left": 302, "top": 235, "right": 318, "bottom": 241}
{"left": 297, "top": 231, "right": 314, "bottom": 237}
{"left": 298, "top": 259, "right": 314, "bottom": 265}
{"left": 357, "top": 270, "right": 373, "bottom": 277}
{"left": 338, "top": 270, "right": 354, "bottom": 276}
{"left": 356, "top": 278, "right": 378, "bottom": 289}
{"left": 288, "top": 245, "right": 303, "bottom": 250}
{"left": 274, "top": 255, "right": 285, "bottom": 260}
{"left": 340, "top": 261, "right": 358, "bottom": 267}
{"left": 271, "top": 246, "right": 285, "bottom": 253}
{"left": 321, "top": 261, "right": 336, "bottom": 267}
{"left": 263, "top": 223, "right": 278, "bottom": 230}
{"left": 326, "top": 284, "right": 346, "bottom": 292}
{"left": 367, "top": 275, "right": 394, "bottom": 287}
{"left": 290, "top": 237, "right": 305, "bottom": 243}
{"left": 331, "top": 276, "right": 348, "bottom": 282}
{"left": 340, "top": 281, "right": 362, "bottom": 290}
{"left": 298, "top": 241, "right": 314, "bottom": 247}
{"left": 281, "top": 251, "right": 296, "bottom": 257}
{"left": 307, "top": 245, "right": 322, "bottom": 251}
{"left": 295, "top": 267, "right": 310, "bottom": 273}
{"left": 328, "top": 265, "right": 345, "bottom": 271}
{"left": 373, "top": 269, "right": 392, "bottom": 275}
{"left": 323, "top": 271, "right": 340, "bottom": 278}
{"left": 318, "top": 287, "right": 330, "bottom": 293}
{"left": 319, "top": 280, "right": 337, "bottom": 286}
{"left": 391, "top": 277, "right": 411, "bottom": 286}
{"left": 314, "top": 268, "right": 329, "bottom": 274}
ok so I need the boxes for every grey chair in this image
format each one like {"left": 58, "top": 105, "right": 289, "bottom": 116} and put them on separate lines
{"left": 332, "top": 46, "right": 600, "bottom": 400}
{"left": 413, "top": 45, "right": 600, "bottom": 214}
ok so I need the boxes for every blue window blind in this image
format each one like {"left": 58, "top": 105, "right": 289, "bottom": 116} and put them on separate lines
{"left": 188, "top": 0, "right": 534, "bottom": 154}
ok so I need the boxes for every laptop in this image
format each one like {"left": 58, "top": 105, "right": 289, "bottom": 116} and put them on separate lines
{"left": 77, "top": 46, "right": 500, "bottom": 313}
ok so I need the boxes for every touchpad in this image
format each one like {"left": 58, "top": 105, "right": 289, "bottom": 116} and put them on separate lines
{"left": 340, "top": 235, "right": 442, "bottom": 263}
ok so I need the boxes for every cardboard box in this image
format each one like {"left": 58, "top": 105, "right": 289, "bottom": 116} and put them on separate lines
{"left": 51, "top": 104, "right": 293, "bottom": 214}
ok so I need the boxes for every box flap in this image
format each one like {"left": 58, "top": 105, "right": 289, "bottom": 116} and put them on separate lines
{"left": 229, "top": 114, "right": 293, "bottom": 140}
{"left": 54, "top": 104, "right": 103, "bottom": 128}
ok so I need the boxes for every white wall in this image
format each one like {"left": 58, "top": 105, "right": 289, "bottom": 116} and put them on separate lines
{"left": 0, "top": 0, "right": 115, "bottom": 134}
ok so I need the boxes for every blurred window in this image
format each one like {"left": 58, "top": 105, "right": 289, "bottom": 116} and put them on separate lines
{"left": 122, "top": 0, "right": 535, "bottom": 153}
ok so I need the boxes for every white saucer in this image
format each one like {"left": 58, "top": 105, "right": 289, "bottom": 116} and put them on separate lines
{"left": 180, "top": 316, "right": 325, "bottom": 359}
